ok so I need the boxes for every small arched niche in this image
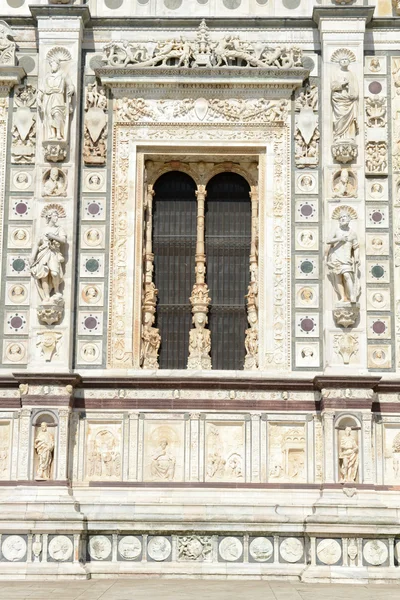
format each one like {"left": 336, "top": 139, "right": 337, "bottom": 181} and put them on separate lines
{"left": 32, "top": 411, "right": 58, "bottom": 481}
{"left": 335, "top": 414, "right": 361, "bottom": 484}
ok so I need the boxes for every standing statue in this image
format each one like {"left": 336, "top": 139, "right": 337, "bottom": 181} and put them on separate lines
{"left": 339, "top": 427, "right": 359, "bottom": 482}
{"left": 35, "top": 422, "right": 55, "bottom": 480}
{"left": 188, "top": 311, "right": 212, "bottom": 369}
{"left": 38, "top": 47, "right": 75, "bottom": 162}
{"left": 30, "top": 204, "right": 67, "bottom": 325}
{"left": 330, "top": 48, "right": 359, "bottom": 162}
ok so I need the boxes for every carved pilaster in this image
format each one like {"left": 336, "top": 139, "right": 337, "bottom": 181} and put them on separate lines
{"left": 141, "top": 184, "right": 160, "bottom": 369}
{"left": 57, "top": 408, "right": 70, "bottom": 480}
{"left": 322, "top": 411, "right": 335, "bottom": 483}
{"left": 188, "top": 185, "right": 211, "bottom": 370}
{"left": 244, "top": 186, "right": 259, "bottom": 370}
{"left": 18, "top": 407, "right": 32, "bottom": 480}
{"left": 189, "top": 412, "right": 200, "bottom": 481}
{"left": 362, "top": 412, "right": 373, "bottom": 483}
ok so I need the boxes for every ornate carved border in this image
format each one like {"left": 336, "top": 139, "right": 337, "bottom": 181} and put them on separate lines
{"left": 108, "top": 121, "right": 290, "bottom": 371}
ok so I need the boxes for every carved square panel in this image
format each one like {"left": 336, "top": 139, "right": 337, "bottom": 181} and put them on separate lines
{"left": 83, "top": 170, "right": 107, "bottom": 193}
{"left": 143, "top": 419, "right": 185, "bottom": 483}
{"left": 366, "top": 287, "right": 391, "bottom": 311}
{"left": 6, "top": 254, "right": 30, "bottom": 277}
{"left": 383, "top": 425, "right": 400, "bottom": 485}
{"left": 295, "top": 200, "right": 318, "bottom": 222}
{"left": 366, "top": 178, "right": 388, "bottom": 201}
{"left": 295, "top": 313, "right": 319, "bottom": 338}
{"left": 367, "top": 344, "right": 392, "bottom": 369}
{"left": 205, "top": 421, "right": 245, "bottom": 483}
{"left": 9, "top": 198, "right": 32, "bottom": 221}
{"left": 4, "top": 311, "right": 28, "bottom": 335}
{"left": 368, "top": 315, "right": 391, "bottom": 339}
{"left": 295, "top": 284, "right": 319, "bottom": 309}
{"left": 78, "top": 312, "right": 103, "bottom": 336}
{"left": 327, "top": 166, "right": 359, "bottom": 200}
{"left": 77, "top": 340, "right": 103, "bottom": 365}
{"left": 295, "top": 342, "right": 320, "bottom": 367}
{"left": 79, "top": 282, "right": 104, "bottom": 307}
{"left": 10, "top": 168, "right": 35, "bottom": 192}
{"left": 5, "top": 282, "right": 29, "bottom": 306}
{"left": 8, "top": 225, "right": 32, "bottom": 249}
{"left": 326, "top": 329, "right": 362, "bottom": 367}
{"left": 364, "top": 77, "right": 387, "bottom": 97}
{"left": 366, "top": 260, "right": 390, "bottom": 284}
{"left": 365, "top": 56, "right": 387, "bottom": 75}
{"left": 80, "top": 254, "right": 105, "bottom": 278}
{"left": 81, "top": 225, "right": 106, "bottom": 250}
{"left": 267, "top": 423, "right": 306, "bottom": 483}
{"left": 2, "top": 339, "right": 28, "bottom": 365}
{"left": 295, "top": 256, "right": 319, "bottom": 279}
{"left": 85, "top": 422, "right": 123, "bottom": 481}
{"left": 295, "top": 227, "right": 319, "bottom": 251}
{"left": 366, "top": 206, "right": 388, "bottom": 228}
{"left": 295, "top": 171, "right": 318, "bottom": 195}
{"left": 366, "top": 232, "right": 389, "bottom": 256}
{"left": 82, "top": 197, "right": 106, "bottom": 221}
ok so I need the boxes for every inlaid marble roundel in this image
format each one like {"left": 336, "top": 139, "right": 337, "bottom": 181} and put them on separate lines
{"left": 223, "top": 0, "right": 242, "bottom": 8}
{"left": 317, "top": 539, "right": 341, "bottom": 565}
{"left": 7, "top": 0, "right": 25, "bottom": 7}
{"left": 164, "top": 0, "right": 182, "bottom": 8}
{"left": 104, "top": 0, "right": 124, "bottom": 8}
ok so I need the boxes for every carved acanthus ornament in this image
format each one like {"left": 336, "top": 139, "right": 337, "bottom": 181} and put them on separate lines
{"left": 141, "top": 184, "right": 161, "bottom": 369}
{"left": 84, "top": 81, "right": 108, "bottom": 165}
{"left": 244, "top": 186, "right": 259, "bottom": 370}
{"left": 330, "top": 49, "right": 359, "bottom": 163}
{"left": 365, "top": 97, "right": 387, "bottom": 128}
{"left": 188, "top": 185, "right": 212, "bottom": 370}
{"left": 365, "top": 141, "right": 388, "bottom": 174}
{"left": 294, "top": 84, "right": 319, "bottom": 168}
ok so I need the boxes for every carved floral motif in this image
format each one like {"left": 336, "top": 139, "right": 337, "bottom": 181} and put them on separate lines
{"left": 0, "top": 20, "right": 16, "bottom": 66}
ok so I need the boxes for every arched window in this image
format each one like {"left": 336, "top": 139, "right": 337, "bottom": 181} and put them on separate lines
{"left": 152, "top": 171, "right": 197, "bottom": 369}
{"left": 205, "top": 172, "right": 251, "bottom": 370}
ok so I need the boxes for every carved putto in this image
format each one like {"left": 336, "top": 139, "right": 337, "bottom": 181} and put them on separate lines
{"left": 38, "top": 47, "right": 75, "bottom": 162}
{"left": 0, "top": 20, "right": 16, "bottom": 66}
{"left": 330, "top": 49, "right": 359, "bottom": 163}
{"left": 365, "top": 141, "right": 388, "bottom": 174}
{"left": 327, "top": 206, "right": 360, "bottom": 328}
{"left": 102, "top": 20, "right": 303, "bottom": 70}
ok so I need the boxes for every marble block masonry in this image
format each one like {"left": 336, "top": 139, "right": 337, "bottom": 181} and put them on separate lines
{"left": 1, "top": 0, "right": 400, "bottom": 584}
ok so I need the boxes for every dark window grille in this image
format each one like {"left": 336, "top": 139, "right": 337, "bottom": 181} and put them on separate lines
{"left": 153, "top": 171, "right": 197, "bottom": 369}
{"left": 205, "top": 172, "right": 251, "bottom": 370}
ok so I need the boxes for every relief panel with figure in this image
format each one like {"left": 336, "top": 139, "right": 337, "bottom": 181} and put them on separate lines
{"left": 86, "top": 423, "right": 122, "bottom": 481}
{"left": 205, "top": 422, "right": 245, "bottom": 482}
{"left": 268, "top": 423, "right": 306, "bottom": 482}
{"left": 143, "top": 421, "right": 184, "bottom": 482}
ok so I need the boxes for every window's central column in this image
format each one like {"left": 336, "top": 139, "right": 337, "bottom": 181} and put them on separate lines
{"left": 188, "top": 184, "right": 212, "bottom": 370}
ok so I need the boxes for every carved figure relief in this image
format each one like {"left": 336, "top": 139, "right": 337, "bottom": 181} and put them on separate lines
{"left": 30, "top": 204, "right": 67, "bottom": 325}
{"left": 11, "top": 116, "right": 36, "bottom": 164}
{"left": 88, "top": 536, "right": 112, "bottom": 561}
{"left": 326, "top": 206, "right": 360, "bottom": 328}
{"left": 219, "top": 537, "right": 243, "bottom": 561}
{"left": 365, "top": 141, "right": 388, "bottom": 174}
{"left": 147, "top": 536, "right": 171, "bottom": 561}
{"left": 330, "top": 49, "right": 359, "bottom": 163}
{"left": 0, "top": 20, "right": 16, "bottom": 66}
{"left": 384, "top": 428, "right": 400, "bottom": 483}
{"left": 295, "top": 85, "right": 319, "bottom": 168}
{"left": 145, "top": 423, "right": 183, "bottom": 482}
{"left": 84, "top": 81, "right": 107, "bottom": 165}
{"left": 178, "top": 536, "right": 212, "bottom": 561}
{"left": 333, "top": 333, "right": 359, "bottom": 365}
{"left": 244, "top": 188, "right": 259, "bottom": 369}
{"left": 1, "top": 535, "right": 27, "bottom": 562}
{"left": 102, "top": 21, "right": 304, "bottom": 70}
{"left": 363, "top": 540, "right": 388, "bottom": 566}
{"left": 34, "top": 422, "right": 55, "bottom": 480}
{"left": 86, "top": 427, "right": 122, "bottom": 480}
{"left": 332, "top": 168, "right": 357, "bottom": 198}
{"left": 317, "top": 539, "right": 342, "bottom": 565}
{"left": 206, "top": 422, "right": 244, "bottom": 481}
{"left": 118, "top": 536, "right": 142, "bottom": 560}
{"left": 249, "top": 537, "right": 273, "bottom": 562}
{"left": 38, "top": 47, "right": 75, "bottom": 162}
{"left": 338, "top": 426, "right": 359, "bottom": 482}
{"left": 36, "top": 331, "right": 62, "bottom": 362}
{"left": 268, "top": 425, "right": 306, "bottom": 482}
{"left": 43, "top": 167, "right": 67, "bottom": 197}
{"left": 48, "top": 536, "right": 73, "bottom": 562}
{"left": 279, "top": 538, "right": 303, "bottom": 563}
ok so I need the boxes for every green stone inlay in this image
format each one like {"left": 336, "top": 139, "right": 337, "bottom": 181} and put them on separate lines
{"left": 300, "top": 260, "right": 314, "bottom": 274}
{"left": 371, "top": 265, "right": 384, "bottom": 279}
{"left": 86, "top": 258, "right": 100, "bottom": 273}
{"left": 12, "top": 258, "right": 26, "bottom": 272}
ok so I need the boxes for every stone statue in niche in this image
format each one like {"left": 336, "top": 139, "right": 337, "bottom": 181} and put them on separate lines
{"left": 38, "top": 47, "right": 75, "bottom": 162}
{"left": 0, "top": 20, "right": 16, "bottom": 65}
{"left": 332, "top": 168, "right": 357, "bottom": 198}
{"left": 34, "top": 422, "right": 55, "bottom": 480}
{"left": 326, "top": 205, "right": 360, "bottom": 328}
{"left": 83, "top": 81, "right": 107, "bottom": 165}
{"left": 188, "top": 311, "right": 212, "bottom": 369}
{"left": 30, "top": 204, "right": 67, "bottom": 325}
{"left": 338, "top": 426, "right": 359, "bottom": 482}
{"left": 244, "top": 261, "right": 259, "bottom": 369}
{"left": 43, "top": 167, "right": 67, "bottom": 197}
{"left": 330, "top": 49, "right": 359, "bottom": 163}
{"left": 150, "top": 439, "right": 176, "bottom": 481}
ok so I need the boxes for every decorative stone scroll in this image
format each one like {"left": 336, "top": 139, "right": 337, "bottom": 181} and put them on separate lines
{"left": 30, "top": 204, "right": 67, "bottom": 325}
{"left": 102, "top": 20, "right": 303, "bottom": 71}
{"left": 326, "top": 205, "right": 360, "bottom": 328}
{"left": 38, "top": 47, "right": 75, "bottom": 162}
{"left": 84, "top": 81, "right": 107, "bottom": 165}
{"left": 330, "top": 49, "right": 359, "bottom": 163}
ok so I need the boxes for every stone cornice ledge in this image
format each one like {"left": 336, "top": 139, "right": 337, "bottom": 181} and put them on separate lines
{"left": 95, "top": 66, "right": 310, "bottom": 91}
{"left": 0, "top": 66, "right": 26, "bottom": 91}
{"left": 29, "top": 4, "right": 91, "bottom": 25}
{"left": 312, "top": 6, "right": 375, "bottom": 26}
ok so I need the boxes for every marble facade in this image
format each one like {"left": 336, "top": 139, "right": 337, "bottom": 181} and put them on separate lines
{"left": 0, "top": 0, "right": 400, "bottom": 583}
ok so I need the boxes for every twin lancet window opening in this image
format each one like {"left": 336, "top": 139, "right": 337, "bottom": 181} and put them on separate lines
{"left": 141, "top": 170, "right": 259, "bottom": 371}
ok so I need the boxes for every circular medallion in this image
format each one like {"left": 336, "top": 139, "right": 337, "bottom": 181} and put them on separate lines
{"left": 87, "top": 202, "right": 102, "bottom": 217}
{"left": 297, "top": 230, "right": 315, "bottom": 248}
{"left": 370, "top": 182, "right": 384, "bottom": 198}
{"left": 279, "top": 538, "right": 303, "bottom": 563}
{"left": 81, "top": 284, "right": 101, "bottom": 305}
{"left": 9, "top": 315, "right": 24, "bottom": 331}
{"left": 118, "top": 536, "right": 142, "bottom": 560}
{"left": 147, "top": 536, "right": 171, "bottom": 561}
{"left": 223, "top": 0, "right": 241, "bottom": 7}
{"left": 371, "top": 264, "right": 384, "bottom": 279}
{"left": 80, "top": 343, "right": 100, "bottom": 363}
{"left": 12, "top": 258, "right": 26, "bottom": 272}
{"left": 8, "top": 283, "right": 27, "bottom": 304}
{"left": 85, "top": 258, "right": 100, "bottom": 273}
{"left": 104, "top": 0, "right": 124, "bottom": 8}
{"left": 5, "top": 342, "right": 25, "bottom": 363}
{"left": 86, "top": 172, "right": 104, "bottom": 191}
{"left": 371, "top": 210, "right": 384, "bottom": 224}
{"left": 371, "top": 292, "right": 387, "bottom": 309}
{"left": 84, "top": 228, "right": 102, "bottom": 247}
{"left": 300, "top": 260, "right": 314, "bottom": 275}
{"left": 219, "top": 537, "right": 243, "bottom": 561}
{"left": 372, "top": 348, "right": 387, "bottom": 365}
{"left": 368, "top": 81, "right": 382, "bottom": 95}
{"left": 88, "top": 535, "right": 111, "bottom": 561}
{"left": 372, "top": 320, "right": 386, "bottom": 335}
{"left": 164, "top": 0, "right": 182, "bottom": 8}
{"left": 14, "top": 201, "right": 29, "bottom": 216}
{"left": 363, "top": 540, "right": 388, "bottom": 565}
{"left": 11, "top": 228, "right": 29, "bottom": 247}
{"left": 48, "top": 536, "right": 73, "bottom": 562}
{"left": 83, "top": 316, "right": 99, "bottom": 331}
{"left": 2, "top": 535, "right": 27, "bottom": 561}
{"left": 300, "top": 203, "right": 314, "bottom": 218}
{"left": 249, "top": 537, "right": 273, "bottom": 562}
{"left": 298, "top": 287, "right": 314, "bottom": 305}
{"left": 394, "top": 541, "right": 400, "bottom": 563}
{"left": 13, "top": 171, "right": 32, "bottom": 190}
{"left": 316, "top": 539, "right": 341, "bottom": 565}
{"left": 300, "top": 317, "right": 315, "bottom": 333}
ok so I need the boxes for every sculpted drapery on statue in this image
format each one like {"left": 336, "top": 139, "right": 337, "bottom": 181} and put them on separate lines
{"left": 339, "top": 427, "right": 359, "bottom": 483}
{"left": 38, "top": 47, "right": 75, "bottom": 162}
{"left": 330, "top": 49, "right": 359, "bottom": 163}
{"left": 35, "top": 422, "right": 55, "bottom": 481}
